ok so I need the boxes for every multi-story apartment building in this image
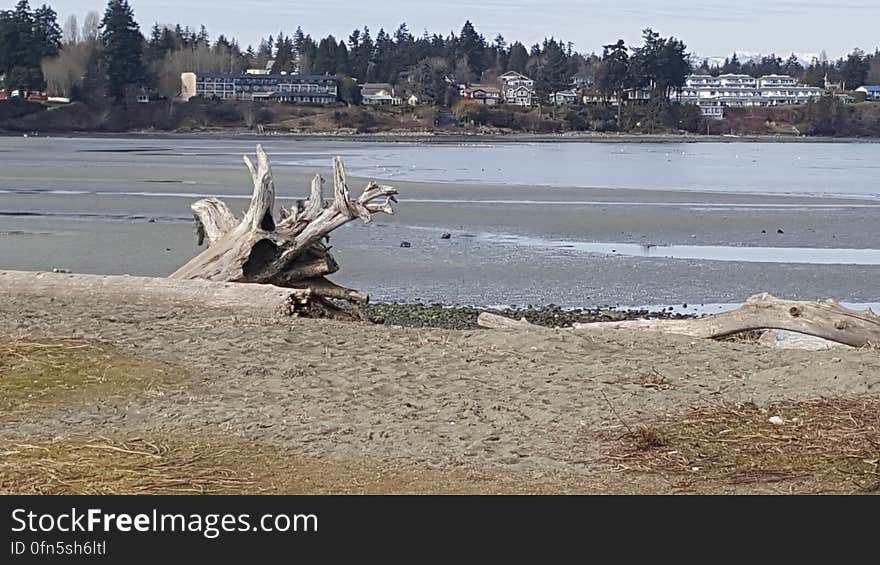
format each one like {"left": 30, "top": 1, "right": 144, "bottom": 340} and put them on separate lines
{"left": 674, "top": 73, "right": 823, "bottom": 112}
{"left": 180, "top": 72, "right": 339, "bottom": 104}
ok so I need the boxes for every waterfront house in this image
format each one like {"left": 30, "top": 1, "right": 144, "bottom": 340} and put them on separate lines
{"left": 550, "top": 89, "right": 578, "bottom": 105}
{"left": 361, "top": 83, "right": 402, "bottom": 105}
{"left": 856, "top": 85, "right": 880, "bottom": 100}
{"left": 460, "top": 84, "right": 501, "bottom": 105}
{"left": 498, "top": 71, "right": 535, "bottom": 106}
{"left": 180, "top": 72, "right": 339, "bottom": 104}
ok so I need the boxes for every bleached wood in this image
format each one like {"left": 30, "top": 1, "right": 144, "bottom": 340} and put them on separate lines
{"left": 757, "top": 330, "right": 853, "bottom": 350}
{"left": 192, "top": 198, "right": 237, "bottom": 246}
{"left": 479, "top": 294, "right": 880, "bottom": 349}
{"left": 477, "top": 312, "right": 547, "bottom": 330}
{"left": 169, "top": 145, "right": 397, "bottom": 304}
{"left": 0, "top": 270, "right": 296, "bottom": 315}
{"left": 570, "top": 293, "right": 880, "bottom": 348}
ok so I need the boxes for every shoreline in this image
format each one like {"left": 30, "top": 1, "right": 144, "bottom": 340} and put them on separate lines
{"left": 4, "top": 128, "right": 880, "bottom": 144}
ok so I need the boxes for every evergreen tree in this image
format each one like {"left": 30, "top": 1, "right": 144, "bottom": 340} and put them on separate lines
{"left": 100, "top": 0, "right": 146, "bottom": 97}
{"left": 458, "top": 20, "right": 485, "bottom": 78}
{"left": 33, "top": 3, "right": 61, "bottom": 57}
{"left": 536, "top": 38, "right": 571, "bottom": 97}
{"left": 507, "top": 42, "right": 529, "bottom": 73}
{"left": 840, "top": 48, "right": 869, "bottom": 89}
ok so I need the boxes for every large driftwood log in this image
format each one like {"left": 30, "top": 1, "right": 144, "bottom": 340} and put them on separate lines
{"left": 0, "top": 270, "right": 334, "bottom": 317}
{"left": 170, "top": 145, "right": 397, "bottom": 304}
{"left": 478, "top": 294, "right": 880, "bottom": 349}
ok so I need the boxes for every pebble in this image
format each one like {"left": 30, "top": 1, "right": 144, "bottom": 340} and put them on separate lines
{"left": 768, "top": 416, "right": 784, "bottom": 425}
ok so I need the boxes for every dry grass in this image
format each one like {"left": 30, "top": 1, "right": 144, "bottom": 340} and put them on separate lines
{"left": 0, "top": 336, "right": 177, "bottom": 419}
{"left": 607, "top": 396, "right": 880, "bottom": 493}
{"left": 0, "top": 433, "right": 568, "bottom": 495}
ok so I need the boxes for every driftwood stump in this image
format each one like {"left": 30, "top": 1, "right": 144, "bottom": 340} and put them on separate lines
{"left": 170, "top": 145, "right": 397, "bottom": 308}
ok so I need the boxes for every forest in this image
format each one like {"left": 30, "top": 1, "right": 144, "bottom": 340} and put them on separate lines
{"left": 1, "top": 0, "right": 879, "bottom": 136}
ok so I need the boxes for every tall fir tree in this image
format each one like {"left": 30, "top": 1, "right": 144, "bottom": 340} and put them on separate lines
{"left": 100, "top": 0, "right": 145, "bottom": 98}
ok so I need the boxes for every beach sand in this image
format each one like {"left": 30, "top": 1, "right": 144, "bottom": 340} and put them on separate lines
{"left": 2, "top": 295, "right": 878, "bottom": 494}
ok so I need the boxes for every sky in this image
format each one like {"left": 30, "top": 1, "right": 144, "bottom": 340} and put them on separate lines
{"left": 46, "top": 0, "right": 880, "bottom": 60}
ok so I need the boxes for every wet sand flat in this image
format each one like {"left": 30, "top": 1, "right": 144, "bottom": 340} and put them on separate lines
{"left": 2, "top": 136, "right": 880, "bottom": 307}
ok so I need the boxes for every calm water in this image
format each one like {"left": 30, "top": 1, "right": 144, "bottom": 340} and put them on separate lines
{"left": 1, "top": 136, "right": 878, "bottom": 197}
{"left": 288, "top": 140, "right": 880, "bottom": 198}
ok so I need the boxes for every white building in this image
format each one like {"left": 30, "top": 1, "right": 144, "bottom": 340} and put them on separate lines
{"left": 757, "top": 74, "right": 798, "bottom": 88}
{"left": 361, "top": 83, "right": 402, "bottom": 105}
{"left": 550, "top": 89, "right": 578, "bottom": 105}
{"left": 498, "top": 71, "right": 535, "bottom": 106}
{"left": 674, "top": 73, "right": 823, "bottom": 109}
{"left": 180, "top": 72, "right": 338, "bottom": 104}
{"left": 856, "top": 85, "right": 880, "bottom": 100}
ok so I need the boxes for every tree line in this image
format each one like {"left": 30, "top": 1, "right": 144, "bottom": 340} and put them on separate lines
{"left": 2, "top": 0, "right": 879, "bottom": 108}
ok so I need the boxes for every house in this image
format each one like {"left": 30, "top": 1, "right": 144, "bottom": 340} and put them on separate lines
{"left": 824, "top": 74, "right": 844, "bottom": 92}
{"left": 581, "top": 89, "right": 608, "bottom": 104}
{"left": 361, "top": 83, "right": 402, "bottom": 105}
{"left": 856, "top": 85, "right": 880, "bottom": 101}
{"left": 834, "top": 93, "right": 856, "bottom": 104}
{"left": 180, "top": 72, "right": 339, "bottom": 104}
{"left": 698, "top": 102, "right": 724, "bottom": 119}
{"left": 407, "top": 94, "right": 420, "bottom": 106}
{"left": 624, "top": 87, "right": 652, "bottom": 104}
{"left": 498, "top": 71, "right": 535, "bottom": 106}
{"left": 550, "top": 89, "right": 578, "bottom": 105}
{"left": 460, "top": 84, "right": 501, "bottom": 105}
{"left": 498, "top": 71, "right": 534, "bottom": 89}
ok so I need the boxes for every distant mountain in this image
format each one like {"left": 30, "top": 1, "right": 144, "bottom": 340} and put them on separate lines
{"left": 697, "top": 52, "right": 821, "bottom": 69}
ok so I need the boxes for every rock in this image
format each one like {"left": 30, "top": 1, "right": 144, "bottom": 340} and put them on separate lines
{"left": 768, "top": 416, "right": 784, "bottom": 425}
{"left": 440, "top": 233, "right": 452, "bottom": 239}
{"left": 777, "top": 228, "right": 784, "bottom": 234}
{"left": 400, "top": 241, "right": 411, "bottom": 248}
{"left": 51, "top": 267, "right": 70, "bottom": 273}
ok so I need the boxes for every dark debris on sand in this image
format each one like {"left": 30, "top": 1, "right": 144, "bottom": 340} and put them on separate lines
{"left": 356, "top": 303, "right": 695, "bottom": 330}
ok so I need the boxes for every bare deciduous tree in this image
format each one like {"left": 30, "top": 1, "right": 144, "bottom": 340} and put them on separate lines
{"left": 63, "top": 14, "right": 79, "bottom": 44}
{"left": 82, "top": 11, "right": 99, "bottom": 43}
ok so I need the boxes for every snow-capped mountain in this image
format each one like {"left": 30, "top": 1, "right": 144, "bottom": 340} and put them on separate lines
{"left": 698, "top": 51, "right": 821, "bottom": 68}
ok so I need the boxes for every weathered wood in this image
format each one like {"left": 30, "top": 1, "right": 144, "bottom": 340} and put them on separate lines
{"left": 0, "top": 270, "right": 296, "bottom": 315}
{"left": 192, "top": 198, "right": 236, "bottom": 246}
{"left": 758, "top": 330, "right": 853, "bottom": 350}
{"left": 477, "top": 312, "right": 547, "bottom": 330}
{"left": 570, "top": 293, "right": 880, "bottom": 348}
{"left": 169, "top": 145, "right": 397, "bottom": 304}
{"left": 479, "top": 294, "right": 880, "bottom": 349}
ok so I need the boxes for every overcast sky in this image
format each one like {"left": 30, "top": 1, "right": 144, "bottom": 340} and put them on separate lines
{"left": 49, "top": 0, "right": 879, "bottom": 60}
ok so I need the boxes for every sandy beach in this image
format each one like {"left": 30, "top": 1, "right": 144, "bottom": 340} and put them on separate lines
{"left": 1, "top": 293, "right": 879, "bottom": 494}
